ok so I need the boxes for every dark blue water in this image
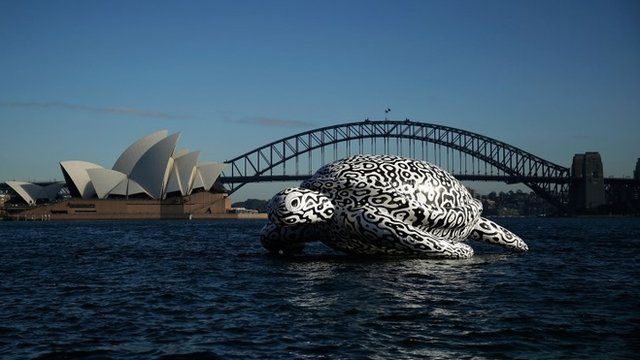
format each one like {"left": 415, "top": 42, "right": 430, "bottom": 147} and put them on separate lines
{"left": 1, "top": 218, "right": 639, "bottom": 359}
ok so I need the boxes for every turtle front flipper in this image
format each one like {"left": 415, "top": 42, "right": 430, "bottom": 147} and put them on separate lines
{"left": 261, "top": 187, "right": 334, "bottom": 255}
{"left": 469, "top": 217, "right": 528, "bottom": 252}
{"left": 260, "top": 222, "right": 328, "bottom": 255}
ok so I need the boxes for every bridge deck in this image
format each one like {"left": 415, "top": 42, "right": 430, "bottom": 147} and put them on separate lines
{"left": 220, "top": 175, "right": 636, "bottom": 185}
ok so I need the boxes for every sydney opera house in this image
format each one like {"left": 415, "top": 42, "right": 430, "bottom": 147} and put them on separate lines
{"left": 1, "top": 130, "right": 258, "bottom": 220}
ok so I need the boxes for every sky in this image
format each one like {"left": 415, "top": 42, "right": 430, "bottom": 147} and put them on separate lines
{"left": 0, "top": 0, "right": 638, "bottom": 201}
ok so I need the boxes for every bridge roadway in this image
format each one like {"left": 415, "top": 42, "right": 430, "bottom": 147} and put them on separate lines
{"left": 219, "top": 175, "right": 635, "bottom": 185}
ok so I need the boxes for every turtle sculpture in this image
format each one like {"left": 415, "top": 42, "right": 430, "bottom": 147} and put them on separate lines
{"left": 260, "top": 154, "right": 528, "bottom": 259}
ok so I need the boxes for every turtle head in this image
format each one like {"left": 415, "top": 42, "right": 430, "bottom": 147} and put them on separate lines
{"left": 267, "top": 187, "right": 335, "bottom": 226}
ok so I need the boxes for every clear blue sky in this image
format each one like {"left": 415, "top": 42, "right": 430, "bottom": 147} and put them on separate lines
{"left": 1, "top": 0, "right": 638, "bottom": 200}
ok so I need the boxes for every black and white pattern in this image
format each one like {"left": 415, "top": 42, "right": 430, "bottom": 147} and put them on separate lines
{"left": 266, "top": 187, "right": 335, "bottom": 226}
{"left": 260, "top": 154, "right": 528, "bottom": 259}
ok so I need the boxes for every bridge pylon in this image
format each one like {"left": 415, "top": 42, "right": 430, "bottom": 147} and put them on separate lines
{"left": 569, "top": 152, "right": 605, "bottom": 212}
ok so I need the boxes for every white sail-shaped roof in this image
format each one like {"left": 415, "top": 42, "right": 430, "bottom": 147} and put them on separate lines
{"left": 174, "top": 148, "right": 189, "bottom": 158}
{"left": 164, "top": 149, "right": 194, "bottom": 195}
{"left": 54, "top": 129, "right": 226, "bottom": 200}
{"left": 5, "top": 181, "right": 39, "bottom": 204}
{"left": 86, "top": 168, "right": 127, "bottom": 199}
{"left": 109, "top": 178, "right": 151, "bottom": 198}
{"left": 161, "top": 157, "right": 175, "bottom": 199}
{"left": 129, "top": 133, "right": 180, "bottom": 199}
{"left": 196, "top": 162, "right": 226, "bottom": 191}
{"left": 174, "top": 151, "right": 200, "bottom": 196}
{"left": 109, "top": 178, "right": 128, "bottom": 196}
{"left": 60, "top": 161, "right": 103, "bottom": 199}
{"left": 112, "top": 130, "right": 168, "bottom": 175}
{"left": 126, "top": 179, "right": 150, "bottom": 197}
{"left": 191, "top": 171, "right": 205, "bottom": 191}
{"left": 5, "top": 181, "right": 65, "bottom": 204}
{"left": 165, "top": 165, "right": 181, "bottom": 194}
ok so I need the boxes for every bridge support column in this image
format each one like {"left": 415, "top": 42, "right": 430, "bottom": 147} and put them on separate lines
{"left": 569, "top": 152, "right": 605, "bottom": 212}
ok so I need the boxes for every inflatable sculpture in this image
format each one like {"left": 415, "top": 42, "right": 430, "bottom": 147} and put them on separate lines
{"left": 260, "top": 155, "right": 528, "bottom": 259}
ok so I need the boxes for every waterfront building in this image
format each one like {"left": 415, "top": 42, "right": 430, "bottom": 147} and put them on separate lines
{"left": 0, "top": 130, "right": 264, "bottom": 220}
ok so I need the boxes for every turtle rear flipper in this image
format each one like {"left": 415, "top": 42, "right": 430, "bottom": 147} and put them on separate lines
{"left": 469, "top": 217, "right": 528, "bottom": 252}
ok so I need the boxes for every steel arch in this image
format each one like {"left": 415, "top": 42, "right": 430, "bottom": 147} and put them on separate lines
{"left": 221, "top": 120, "right": 571, "bottom": 208}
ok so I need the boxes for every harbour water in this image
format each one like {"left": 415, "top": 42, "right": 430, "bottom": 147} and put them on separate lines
{"left": 1, "top": 218, "right": 638, "bottom": 358}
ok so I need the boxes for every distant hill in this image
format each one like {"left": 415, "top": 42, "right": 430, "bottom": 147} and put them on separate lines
{"left": 232, "top": 199, "right": 268, "bottom": 213}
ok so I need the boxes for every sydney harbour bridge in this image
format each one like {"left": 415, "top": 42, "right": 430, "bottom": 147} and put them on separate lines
{"left": 219, "top": 120, "right": 638, "bottom": 212}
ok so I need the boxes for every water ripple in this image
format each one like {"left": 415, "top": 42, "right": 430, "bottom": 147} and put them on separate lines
{"left": 0, "top": 218, "right": 639, "bottom": 358}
